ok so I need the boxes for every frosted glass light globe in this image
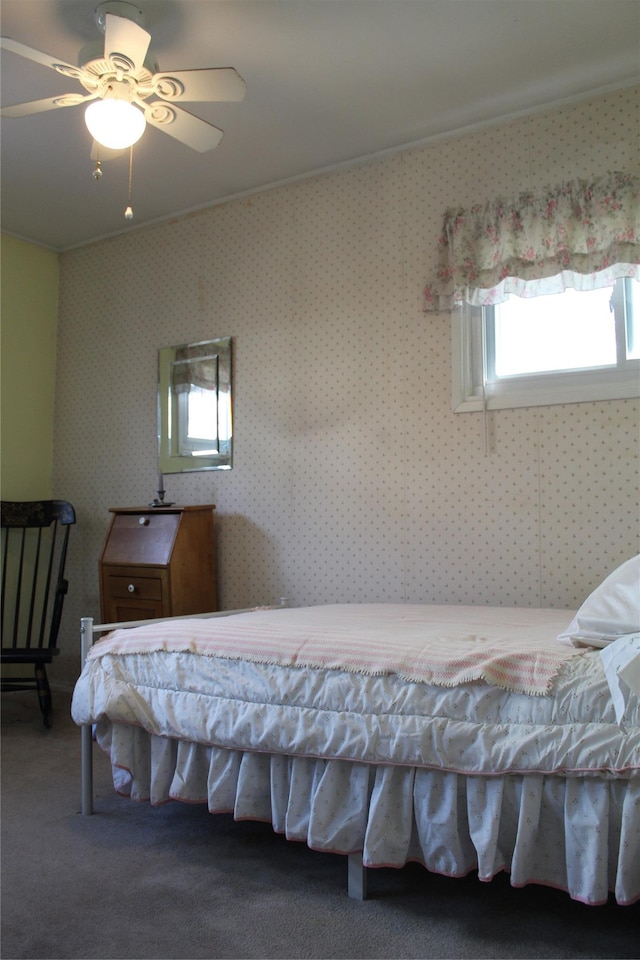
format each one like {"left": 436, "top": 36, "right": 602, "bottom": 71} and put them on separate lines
{"left": 85, "top": 99, "right": 146, "bottom": 150}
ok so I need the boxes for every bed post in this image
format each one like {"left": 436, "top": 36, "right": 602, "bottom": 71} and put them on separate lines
{"left": 347, "top": 853, "right": 367, "bottom": 900}
{"left": 80, "top": 617, "right": 94, "bottom": 816}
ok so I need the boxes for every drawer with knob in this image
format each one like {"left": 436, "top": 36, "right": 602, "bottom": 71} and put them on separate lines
{"left": 104, "top": 572, "right": 164, "bottom": 601}
{"left": 100, "top": 565, "right": 168, "bottom": 623}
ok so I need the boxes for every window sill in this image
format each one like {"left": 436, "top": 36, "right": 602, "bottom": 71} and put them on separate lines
{"left": 453, "top": 367, "right": 640, "bottom": 412}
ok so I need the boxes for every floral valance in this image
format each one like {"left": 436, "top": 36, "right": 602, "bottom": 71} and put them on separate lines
{"left": 172, "top": 343, "right": 219, "bottom": 393}
{"left": 423, "top": 171, "right": 640, "bottom": 312}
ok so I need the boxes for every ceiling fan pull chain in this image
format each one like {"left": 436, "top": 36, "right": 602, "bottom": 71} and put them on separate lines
{"left": 124, "top": 145, "right": 134, "bottom": 219}
{"left": 92, "top": 147, "right": 103, "bottom": 181}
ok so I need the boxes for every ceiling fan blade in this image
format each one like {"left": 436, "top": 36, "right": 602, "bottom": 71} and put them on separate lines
{"left": 104, "top": 13, "right": 151, "bottom": 73}
{"left": 152, "top": 68, "right": 246, "bottom": 103}
{"left": 141, "top": 101, "right": 224, "bottom": 152}
{"left": 1, "top": 92, "right": 97, "bottom": 118}
{"left": 0, "top": 36, "right": 82, "bottom": 79}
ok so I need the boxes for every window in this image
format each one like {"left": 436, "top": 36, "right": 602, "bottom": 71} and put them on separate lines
{"left": 453, "top": 279, "right": 640, "bottom": 412}
{"left": 176, "top": 384, "right": 223, "bottom": 457}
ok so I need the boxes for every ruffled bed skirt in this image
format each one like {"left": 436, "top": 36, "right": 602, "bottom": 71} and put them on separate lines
{"left": 97, "top": 720, "right": 640, "bottom": 906}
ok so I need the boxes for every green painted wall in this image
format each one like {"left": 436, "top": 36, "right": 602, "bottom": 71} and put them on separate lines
{"left": 1, "top": 235, "right": 59, "bottom": 499}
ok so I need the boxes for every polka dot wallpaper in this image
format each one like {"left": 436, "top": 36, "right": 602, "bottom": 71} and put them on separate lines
{"left": 53, "top": 86, "right": 639, "bottom": 686}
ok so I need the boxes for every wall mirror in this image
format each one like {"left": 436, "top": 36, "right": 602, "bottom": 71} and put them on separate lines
{"left": 158, "top": 337, "right": 232, "bottom": 473}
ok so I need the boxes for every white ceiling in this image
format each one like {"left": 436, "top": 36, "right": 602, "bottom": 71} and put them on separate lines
{"left": 1, "top": 0, "right": 638, "bottom": 252}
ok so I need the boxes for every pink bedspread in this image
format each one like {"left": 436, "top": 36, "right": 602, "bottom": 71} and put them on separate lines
{"left": 89, "top": 603, "right": 581, "bottom": 696}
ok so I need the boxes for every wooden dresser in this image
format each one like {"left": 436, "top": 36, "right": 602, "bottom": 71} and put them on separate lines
{"left": 99, "top": 505, "right": 217, "bottom": 623}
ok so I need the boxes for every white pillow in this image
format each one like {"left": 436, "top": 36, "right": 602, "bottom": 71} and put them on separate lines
{"left": 557, "top": 555, "right": 640, "bottom": 648}
{"left": 600, "top": 634, "right": 640, "bottom": 726}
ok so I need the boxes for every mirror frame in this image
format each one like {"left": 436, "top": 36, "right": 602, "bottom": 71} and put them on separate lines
{"left": 158, "top": 336, "right": 232, "bottom": 473}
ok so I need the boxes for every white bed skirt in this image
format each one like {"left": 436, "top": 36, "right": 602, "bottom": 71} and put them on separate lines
{"left": 97, "top": 720, "right": 640, "bottom": 907}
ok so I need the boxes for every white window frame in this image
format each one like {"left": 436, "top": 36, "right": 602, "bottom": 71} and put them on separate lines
{"left": 452, "top": 278, "right": 640, "bottom": 412}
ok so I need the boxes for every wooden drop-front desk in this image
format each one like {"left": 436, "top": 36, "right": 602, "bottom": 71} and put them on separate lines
{"left": 99, "top": 505, "right": 217, "bottom": 623}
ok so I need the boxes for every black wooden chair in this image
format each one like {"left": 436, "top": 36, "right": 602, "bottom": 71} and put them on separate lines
{"left": 1, "top": 500, "right": 76, "bottom": 726}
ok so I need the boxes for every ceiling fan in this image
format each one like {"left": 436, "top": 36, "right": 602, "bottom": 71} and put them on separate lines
{"left": 0, "top": 0, "right": 246, "bottom": 153}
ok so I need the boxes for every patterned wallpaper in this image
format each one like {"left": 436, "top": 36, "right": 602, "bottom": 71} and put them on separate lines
{"left": 53, "top": 86, "right": 640, "bottom": 687}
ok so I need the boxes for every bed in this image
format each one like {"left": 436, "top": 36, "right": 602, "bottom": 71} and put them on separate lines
{"left": 71, "top": 557, "right": 640, "bottom": 907}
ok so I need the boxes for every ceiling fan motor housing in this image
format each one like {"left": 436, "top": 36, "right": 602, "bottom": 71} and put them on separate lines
{"left": 77, "top": 57, "right": 156, "bottom": 97}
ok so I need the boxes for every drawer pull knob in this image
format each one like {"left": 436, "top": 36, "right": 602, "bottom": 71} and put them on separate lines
{"left": 138, "top": 517, "right": 149, "bottom": 526}
{"left": 128, "top": 584, "right": 136, "bottom": 593}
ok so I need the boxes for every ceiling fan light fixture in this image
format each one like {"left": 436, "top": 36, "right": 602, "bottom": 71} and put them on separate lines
{"left": 85, "top": 98, "right": 146, "bottom": 149}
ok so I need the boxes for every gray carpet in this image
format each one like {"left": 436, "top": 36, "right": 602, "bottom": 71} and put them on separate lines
{"left": 1, "top": 691, "right": 638, "bottom": 960}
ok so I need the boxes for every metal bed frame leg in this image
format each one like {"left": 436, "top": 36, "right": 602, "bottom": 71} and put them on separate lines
{"left": 347, "top": 853, "right": 367, "bottom": 900}
{"left": 80, "top": 617, "right": 94, "bottom": 815}
{"left": 81, "top": 723, "right": 93, "bottom": 815}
